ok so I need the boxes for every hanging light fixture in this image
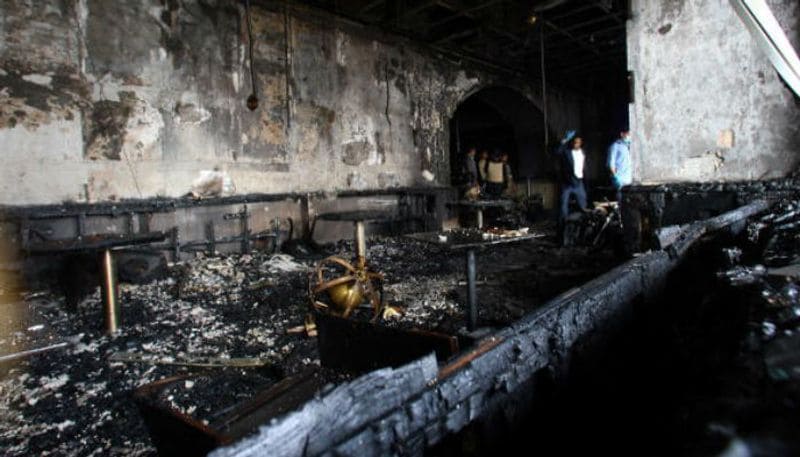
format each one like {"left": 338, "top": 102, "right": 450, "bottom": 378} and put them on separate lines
{"left": 245, "top": 0, "right": 258, "bottom": 111}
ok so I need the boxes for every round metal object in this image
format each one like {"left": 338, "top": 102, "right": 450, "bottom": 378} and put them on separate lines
{"left": 327, "top": 280, "right": 364, "bottom": 312}
{"left": 310, "top": 256, "right": 385, "bottom": 320}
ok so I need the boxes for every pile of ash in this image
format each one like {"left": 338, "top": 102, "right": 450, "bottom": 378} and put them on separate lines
{"left": 0, "top": 229, "right": 621, "bottom": 456}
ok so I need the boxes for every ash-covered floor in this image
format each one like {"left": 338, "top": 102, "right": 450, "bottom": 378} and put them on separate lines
{"left": 0, "top": 226, "right": 621, "bottom": 456}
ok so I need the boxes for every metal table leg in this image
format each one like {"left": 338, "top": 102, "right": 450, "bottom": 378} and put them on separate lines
{"left": 100, "top": 249, "right": 120, "bottom": 334}
{"left": 465, "top": 248, "right": 477, "bottom": 331}
{"left": 354, "top": 220, "right": 366, "bottom": 269}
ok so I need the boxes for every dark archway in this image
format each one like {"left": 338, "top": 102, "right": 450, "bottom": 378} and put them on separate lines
{"left": 449, "top": 87, "right": 549, "bottom": 185}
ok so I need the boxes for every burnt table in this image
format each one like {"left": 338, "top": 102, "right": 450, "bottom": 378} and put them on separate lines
{"left": 453, "top": 199, "right": 515, "bottom": 229}
{"left": 316, "top": 210, "right": 400, "bottom": 267}
{"left": 25, "top": 231, "right": 168, "bottom": 334}
{"left": 406, "top": 230, "right": 543, "bottom": 331}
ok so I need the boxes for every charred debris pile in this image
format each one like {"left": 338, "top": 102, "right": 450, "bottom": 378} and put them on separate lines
{"left": 611, "top": 199, "right": 800, "bottom": 455}
{"left": 646, "top": 198, "right": 800, "bottom": 455}
{"left": 0, "top": 228, "right": 619, "bottom": 456}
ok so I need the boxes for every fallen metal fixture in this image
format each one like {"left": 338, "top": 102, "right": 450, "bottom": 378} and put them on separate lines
{"left": 311, "top": 211, "right": 394, "bottom": 320}
{"left": 562, "top": 201, "right": 621, "bottom": 248}
{"left": 109, "top": 352, "right": 269, "bottom": 368}
{"left": 310, "top": 255, "right": 384, "bottom": 319}
{"left": 285, "top": 314, "right": 317, "bottom": 337}
{"left": 0, "top": 341, "right": 70, "bottom": 364}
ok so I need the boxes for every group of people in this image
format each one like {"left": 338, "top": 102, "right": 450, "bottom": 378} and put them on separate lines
{"left": 458, "top": 129, "right": 633, "bottom": 238}
{"left": 555, "top": 129, "right": 632, "bottom": 229}
{"left": 461, "top": 148, "right": 516, "bottom": 199}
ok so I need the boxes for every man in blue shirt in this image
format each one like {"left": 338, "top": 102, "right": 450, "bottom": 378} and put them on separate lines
{"left": 607, "top": 130, "right": 632, "bottom": 202}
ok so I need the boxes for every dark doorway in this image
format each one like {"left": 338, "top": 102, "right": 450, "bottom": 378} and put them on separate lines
{"left": 449, "top": 87, "right": 547, "bottom": 186}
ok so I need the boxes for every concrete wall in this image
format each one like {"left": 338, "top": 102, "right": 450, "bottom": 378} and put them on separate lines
{"left": 628, "top": 0, "right": 800, "bottom": 183}
{"left": 0, "top": 0, "right": 587, "bottom": 205}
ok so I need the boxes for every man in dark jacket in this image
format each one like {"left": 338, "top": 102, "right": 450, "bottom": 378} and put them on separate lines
{"left": 555, "top": 130, "right": 588, "bottom": 234}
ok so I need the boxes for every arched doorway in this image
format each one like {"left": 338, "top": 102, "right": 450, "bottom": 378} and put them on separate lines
{"left": 449, "top": 86, "right": 549, "bottom": 186}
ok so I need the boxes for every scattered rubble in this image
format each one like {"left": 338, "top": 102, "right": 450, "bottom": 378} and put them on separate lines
{"left": 707, "top": 199, "right": 800, "bottom": 452}
{"left": 0, "top": 228, "right": 620, "bottom": 456}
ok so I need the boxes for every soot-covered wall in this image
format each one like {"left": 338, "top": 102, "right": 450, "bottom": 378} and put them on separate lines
{"left": 627, "top": 0, "right": 800, "bottom": 183}
{"left": 0, "top": 0, "right": 588, "bottom": 205}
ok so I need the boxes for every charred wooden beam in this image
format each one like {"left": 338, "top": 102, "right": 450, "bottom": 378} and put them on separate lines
{"left": 211, "top": 203, "right": 764, "bottom": 457}
{"left": 211, "top": 355, "right": 439, "bottom": 456}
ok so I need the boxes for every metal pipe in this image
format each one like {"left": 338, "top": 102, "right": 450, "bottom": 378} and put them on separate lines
{"left": 465, "top": 248, "right": 477, "bottom": 331}
{"left": 101, "top": 249, "right": 120, "bottom": 334}
{"left": 355, "top": 221, "right": 366, "bottom": 268}
{"left": 0, "top": 342, "right": 69, "bottom": 363}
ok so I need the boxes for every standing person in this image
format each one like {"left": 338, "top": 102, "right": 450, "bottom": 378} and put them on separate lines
{"left": 462, "top": 146, "right": 479, "bottom": 190}
{"left": 607, "top": 130, "right": 632, "bottom": 203}
{"left": 501, "top": 152, "right": 516, "bottom": 196}
{"left": 477, "top": 149, "right": 489, "bottom": 185}
{"left": 484, "top": 150, "right": 505, "bottom": 199}
{"left": 555, "top": 130, "right": 588, "bottom": 237}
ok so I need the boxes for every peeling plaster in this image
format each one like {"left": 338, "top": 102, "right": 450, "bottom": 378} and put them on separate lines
{"left": 629, "top": 0, "right": 800, "bottom": 182}
{"left": 0, "top": 0, "right": 580, "bottom": 204}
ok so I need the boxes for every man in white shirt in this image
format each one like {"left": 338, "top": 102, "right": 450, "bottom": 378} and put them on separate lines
{"left": 555, "top": 131, "right": 588, "bottom": 242}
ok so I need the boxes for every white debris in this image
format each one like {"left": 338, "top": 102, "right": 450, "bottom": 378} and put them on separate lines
{"left": 264, "top": 254, "right": 307, "bottom": 273}
{"left": 55, "top": 420, "right": 75, "bottom": 432}
{"left": 40, "top": 374, "right": 70, "bottom": 390}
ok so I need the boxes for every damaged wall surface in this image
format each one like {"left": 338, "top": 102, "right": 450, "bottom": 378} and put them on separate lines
{"left": 0, "top": 0, "right": 586, "bottom": 205}
{"left": 628, "top": 0, "right": 800, "bottom": 183}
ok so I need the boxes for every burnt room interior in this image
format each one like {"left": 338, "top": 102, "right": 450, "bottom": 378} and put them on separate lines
{"left": 1, "top": 0, "right": 800, "bottom": 456}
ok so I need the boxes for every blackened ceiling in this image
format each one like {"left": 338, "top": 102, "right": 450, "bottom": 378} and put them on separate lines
{"left": 283, "top": 0, "right": 629, "bottom": 90}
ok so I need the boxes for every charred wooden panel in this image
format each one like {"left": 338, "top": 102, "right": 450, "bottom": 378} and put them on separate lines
{"left": 316, "top": 312, "right": 459, "bottom": 374}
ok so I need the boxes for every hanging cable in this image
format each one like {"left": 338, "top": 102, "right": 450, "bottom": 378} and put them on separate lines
{"left": 540, "top": 15, "right": 549, "bottom": 151}
{"left": 245, "top": 0, "right": 259, "bottom": 110}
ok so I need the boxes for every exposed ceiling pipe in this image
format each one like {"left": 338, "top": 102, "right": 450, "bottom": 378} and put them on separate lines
{"left": 533, "top": 0, "right": 570, "bottom": 13}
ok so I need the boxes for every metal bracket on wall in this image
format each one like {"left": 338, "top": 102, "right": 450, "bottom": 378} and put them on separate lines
{"left": 224, "top": 205, "right": 251, "bottom": 254}
{"left": 170, "top": 227, "right": 180, "bottom": 262}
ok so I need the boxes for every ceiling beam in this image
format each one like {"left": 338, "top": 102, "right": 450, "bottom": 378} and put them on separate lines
{"left": 593, "top": 0, "right": 624, "bottom": 25}
{"left": 427, "top": 0, "right": 506, "bottom": 28}
{"left": 359, "top": 0, "right": 385, "bottom": 15}
{"left": 429, "top": 0, "right": 530, "bottom": 51}
{"left": 434, "top": 28, "right": 478, "bottom": 44}
{"left": 545, "top": 4, "right": 600, "bottom": 23}
{"left": 562, "top": 12, "right": 624, "bottom": 33}
{"left": 543, "top": 24, "right": 625, "bottom": 53}
{"left": 400, "top": 0, "right": 439, "bottom": 20}
{"left": 543, "top": 18, "right": 600, "bottom": 56}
